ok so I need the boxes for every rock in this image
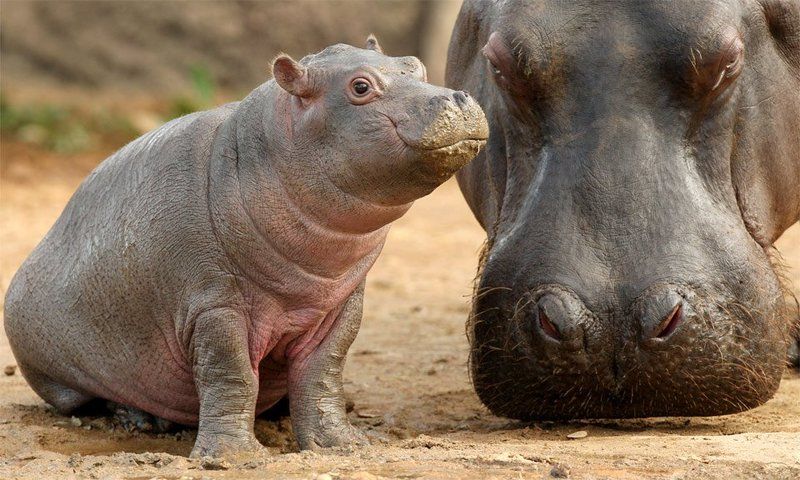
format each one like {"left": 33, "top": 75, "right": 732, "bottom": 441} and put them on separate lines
{"left": 4, "top": 365, "right": 16, "bottom": 376}
{"left": 315, "top": 474, "right": 334, "bottom": 480}
{"left": 199, "top": 456, "right": 231, "bottom": 470}
{"left": 356, "top": 410, "right": 381, "bottom": 419}
{"left": 343, "top": 472, "right": 383, "bottom": 480}
{"left": 550, "top": 463, "right": 571, "bottom": 478}
{"left": 70, "top": 416, "right": 83, "bottom": 427}
{"left": 566, "top": 430, "right": 588, "bottom": 440}
{"left": 67, "top": 453, "right": 82, "bottom": 468}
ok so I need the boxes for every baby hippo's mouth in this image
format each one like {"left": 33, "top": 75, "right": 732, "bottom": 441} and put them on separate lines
{"left": 412, "top": 138, "right": 487, "bottom": 181}
{"left": 417, "top": 138, "right": 487, "bottom": 153}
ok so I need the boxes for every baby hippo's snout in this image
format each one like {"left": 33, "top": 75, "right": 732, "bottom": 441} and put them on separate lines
{"left": 397, "top": 89, "right": 488, "bottom": 181}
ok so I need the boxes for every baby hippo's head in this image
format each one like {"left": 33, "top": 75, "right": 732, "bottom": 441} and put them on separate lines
{"left": 272, "top": 36, "right": 488, "bottom": 205}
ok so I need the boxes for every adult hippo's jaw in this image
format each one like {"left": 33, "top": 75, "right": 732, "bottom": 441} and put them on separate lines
{"left": 447, "top": 0, "right": 800, "bottom": 419}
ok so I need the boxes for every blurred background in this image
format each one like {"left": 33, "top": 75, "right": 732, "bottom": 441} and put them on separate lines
{"left": 1, "top": 0, "right": 461, "bottom": 153}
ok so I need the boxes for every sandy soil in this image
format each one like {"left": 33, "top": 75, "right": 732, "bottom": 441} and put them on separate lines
{"left": 0, "top": 141, "right": 798, "bottom": 479}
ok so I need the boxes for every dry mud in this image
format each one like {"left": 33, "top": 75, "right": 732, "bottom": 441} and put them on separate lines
{"left": 0, "top": 142, "right": 798, "bottom": 479}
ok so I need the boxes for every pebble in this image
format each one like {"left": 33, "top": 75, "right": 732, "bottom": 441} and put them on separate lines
{"left": 356, "top": 410, "right": 381, "bottom": 419}
{"left": 199, "top": 456, "right": 230, "bottom": 470}
{"left": 343, "top": 473, "right": 381, "bottom": 480}
{"left": 550, "top": 463, "right": 571, "bottom": 478}
{"left": 314, "top": 474, "right": 334, "bottom": 480}
{"left": 4, "top": 365, "right": 16, "bottom": 376}
{"left": 566, "top": 430, "right": 588, "bottom": 440}
{"left": 70, "top": 416, "right": 83, "bottom": 427}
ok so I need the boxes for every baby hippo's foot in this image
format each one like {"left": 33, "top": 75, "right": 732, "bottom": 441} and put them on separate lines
{"left": 790, "top": 338, "right": 800, "bottom": 369}
{"left": 293, "top": 407, "right": 369, "bottom": 450}
{"left": 107, "top": 401, "right": 175, "bottom": 433}
{"left": 190, "top": 429, "right": 264, "bottom": 459}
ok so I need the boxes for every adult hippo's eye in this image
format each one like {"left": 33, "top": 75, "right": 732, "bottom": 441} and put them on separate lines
{"left": 685, "top": 27, "right": 745, "bottom": 99}
{"left": 351, "top": 79, "right": 372, "bottom": 96}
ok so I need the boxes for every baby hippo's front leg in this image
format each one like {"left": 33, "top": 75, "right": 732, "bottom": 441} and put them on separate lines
{"left": 191, "top": 308, "right": 263, "bottom": 458}
{"left": 289, "top": 282, "right": 368, "bottom": 450}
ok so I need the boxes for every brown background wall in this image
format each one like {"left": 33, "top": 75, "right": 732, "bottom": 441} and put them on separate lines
{"left": 0, "top": 0, "right": 462, "bottom": 95}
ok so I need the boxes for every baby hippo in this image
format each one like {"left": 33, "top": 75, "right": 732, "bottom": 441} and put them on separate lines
{"left": 4, "top": 37, "right": 488, "bottom": 457}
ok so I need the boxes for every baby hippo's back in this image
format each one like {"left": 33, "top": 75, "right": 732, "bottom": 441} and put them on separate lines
{"left": 4, "top": 104, "right": 238, "bottom": 423}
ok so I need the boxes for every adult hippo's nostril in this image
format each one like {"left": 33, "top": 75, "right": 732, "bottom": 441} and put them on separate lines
{"left": 536, "top": 304, "right": 562, "bottom": 341}
{"left": 638, "top": 288, "right": 687, "bottom": 344}
{"left": 654, "top": 303, "right": 683, "bottom": 339}
{"left": 528, "top": 289, "right": 588, "bottom": 351}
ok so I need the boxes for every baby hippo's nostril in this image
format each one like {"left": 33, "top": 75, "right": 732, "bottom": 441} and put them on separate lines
{"left": 453, "top": 91, "right": 470, "bottom": 109}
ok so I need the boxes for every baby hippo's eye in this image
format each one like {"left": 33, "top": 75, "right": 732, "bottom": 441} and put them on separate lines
{"left": 352, "top": 79, "right": 372, "bottom": 96}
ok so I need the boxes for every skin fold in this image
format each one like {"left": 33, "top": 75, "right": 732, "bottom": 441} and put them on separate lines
{"left": 3, "top": 38, "right": 488, "bottom": 457}
{"left": 446, "top": 0, "right": 800, "bottom": 419}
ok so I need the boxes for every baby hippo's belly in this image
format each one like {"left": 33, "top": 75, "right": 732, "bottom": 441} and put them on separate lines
{"left": 82, "top": 347, "right": 289, "bottom": 426}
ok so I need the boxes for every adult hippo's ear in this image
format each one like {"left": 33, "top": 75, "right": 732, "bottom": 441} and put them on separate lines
{"left": 761, "top": 0, "right": 800, "bottom": 72}
{"left": 272, "top": 54, "right": 314, "bottom": 98}
{"left": 365, "top": 34, "right": 384, "bottom": 54}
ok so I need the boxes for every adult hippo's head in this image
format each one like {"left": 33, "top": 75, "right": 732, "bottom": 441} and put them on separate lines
{"left": 447, "top": 0, "right": 800, "bottom": 419}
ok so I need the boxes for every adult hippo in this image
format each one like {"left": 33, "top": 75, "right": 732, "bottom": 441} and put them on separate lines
{"left": 447, "top": 0, "right": 800, "bottom": 419}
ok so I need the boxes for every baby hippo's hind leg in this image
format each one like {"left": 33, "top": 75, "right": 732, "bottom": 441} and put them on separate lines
{"left": 20, "top": 367, "right": 95, "bottom": 414}
{"left": 289, "top": 282, "right": 368, "bottom": 450}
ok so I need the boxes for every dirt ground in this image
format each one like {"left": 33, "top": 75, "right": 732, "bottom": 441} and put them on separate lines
{"left": 0, "top": 140, "right": 798, "bottom": 479}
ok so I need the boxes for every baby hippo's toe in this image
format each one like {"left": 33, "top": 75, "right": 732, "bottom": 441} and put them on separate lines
{"left": 190, "top": 432, "right": 265, "bottom": 459}
{"left": 298, "top": 421, "right": 369, "bottom": 450}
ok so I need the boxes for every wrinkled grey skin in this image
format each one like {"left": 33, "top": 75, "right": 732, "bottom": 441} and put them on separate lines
{"left": 4, "top": 38, "right": 487, "bottom": 457}
{"left": 447, "top": 0, "right": 800, "bottom": 419}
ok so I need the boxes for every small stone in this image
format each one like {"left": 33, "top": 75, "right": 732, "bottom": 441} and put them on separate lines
{"left": 550, "top": 463, "right": 571, "bottom": 478}
{"left": 70, "top": 416, "right": 83, "bottom": 427}
{"left": 4, "top": 365, "right": 17, "bottom": 376}
{"left": 83, "top": 425, "right": 92, "bottom": 430}
{"left": 199, "top": 456, "right": 230, "bottom": 470}
{"left": 315, "top": 474, "right": 334, "bottom": 480}
{"left": 356, "top": 410, "right": 381, "bottom": 419}
{"left": 67, "top": 453, "right": 82, "bottom": 468}
{"left": 566, "top": 430, "right": 588, "bottom": 439}
{"left": 343, "top": 473, "right": 381, "bottom": 480}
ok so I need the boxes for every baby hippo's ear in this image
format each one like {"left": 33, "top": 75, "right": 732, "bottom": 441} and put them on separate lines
{"left": 366, "top": 34, "right": 384, "bottom": 54}
{"left": 272, "top": 54, "right": 313, "bottom": 97}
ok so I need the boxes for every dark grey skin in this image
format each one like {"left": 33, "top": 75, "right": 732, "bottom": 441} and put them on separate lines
{"left": 447, "top": 0, "right": 800, "bottom": 419}
{"left": 4, "top": 37, "right": 488, "bottom": 457}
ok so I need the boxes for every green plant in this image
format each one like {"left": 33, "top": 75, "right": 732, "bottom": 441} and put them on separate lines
{"left": 166, "top": 64, "right": 217, "bottom": 120}
{"left": 0, "top": 95, "right": 138, "bottom": 153}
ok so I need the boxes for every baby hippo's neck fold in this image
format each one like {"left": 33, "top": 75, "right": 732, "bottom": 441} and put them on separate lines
{"left": 208, "top": 87, "right": 409, "bottom": 305}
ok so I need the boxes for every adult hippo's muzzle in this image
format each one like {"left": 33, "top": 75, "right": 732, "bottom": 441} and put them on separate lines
{"left": 448, "top": 0, "right": 800, "bottom": 419}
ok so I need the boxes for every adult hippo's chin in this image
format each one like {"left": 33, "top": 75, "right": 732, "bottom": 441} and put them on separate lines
{"left": 447, "top": 0, "right": 800, "bottom": 419}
